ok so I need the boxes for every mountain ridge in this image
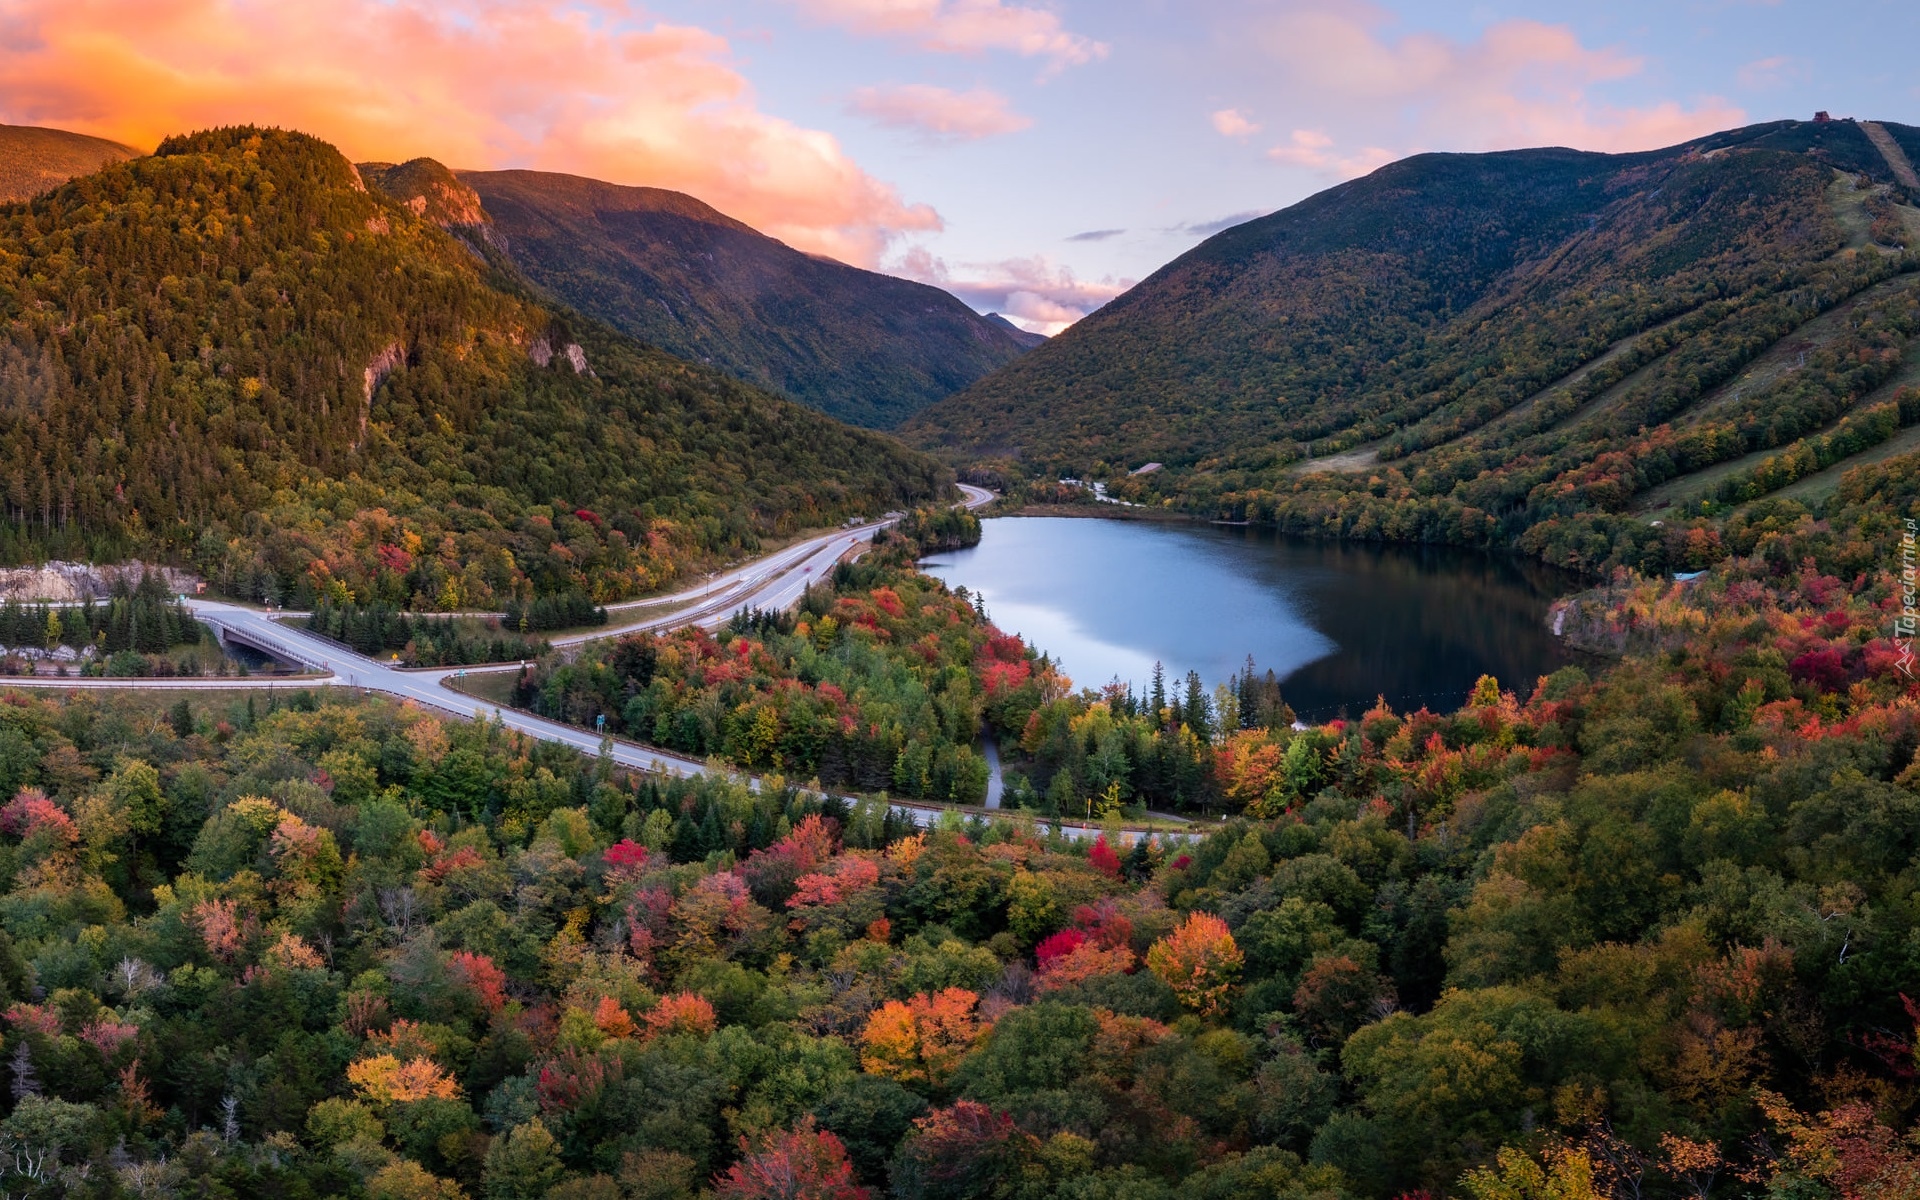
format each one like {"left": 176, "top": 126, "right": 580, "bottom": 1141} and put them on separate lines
{"left": 986, "top": 311, "right": 1049, "bottom": 349}
{"left": 0, "top": 126, "right": 949, "bottom": 609}
{"left": 907, "top": 116, "right": 1920, "bottom": 574}
{"left": 448, "top": 166, "right": 1034, "bottom": 428}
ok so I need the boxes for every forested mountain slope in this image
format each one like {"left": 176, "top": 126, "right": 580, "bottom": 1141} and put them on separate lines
{"left": 445, "top": 167, "right": 1033, "bottom": 429}
{"left": 0, "top": 128, "right": 949, "bottom": 609}
{"left": 908, "top": 118, "right": 1920, "bottom": 574}
{"left": 0, "top": 123, "right": 140, "bottom": 202}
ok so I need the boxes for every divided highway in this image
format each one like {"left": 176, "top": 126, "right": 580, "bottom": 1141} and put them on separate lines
{"left": 0, "top": 486, "right": 1189, "bottom": 842}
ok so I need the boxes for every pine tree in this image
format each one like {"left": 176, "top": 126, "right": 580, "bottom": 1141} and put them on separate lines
{"left": 1184, "top": 670, "right": 1211, "bottom": 742}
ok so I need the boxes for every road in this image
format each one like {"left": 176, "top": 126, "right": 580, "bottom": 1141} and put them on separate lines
{"left": 0, "top": 486, "right": 1186, "bottom": 843}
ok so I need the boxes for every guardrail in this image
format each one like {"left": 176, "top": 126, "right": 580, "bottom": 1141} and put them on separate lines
{"left": 201, "top": 615, "right": 336, "bottom": 675}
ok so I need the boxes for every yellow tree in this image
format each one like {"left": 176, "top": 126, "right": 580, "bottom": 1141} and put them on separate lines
{"left": 1460, "top": 1146, "right": 1604, "bottom": 1200}
{"left": 860, "top": 988, "right": 986, "bottom": 1088}
{"left": 348, "top": 1054, "right": 461, "bottom": 1105}
{"left": 1145, "top": 913, "right": 1243, "bottom": 1016}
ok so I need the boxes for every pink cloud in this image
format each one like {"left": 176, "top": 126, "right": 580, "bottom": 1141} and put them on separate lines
{"left": 1239, "top": 8, "right": 1743, "bottom": 176}
{"left": 896, "top": 246, "right": 1130, "bottom": 335}
{"left": 1211, "top": 108, "right": 1260, "bottom": 138}
{"left": 848, "top": 85, "right": 1033, "bottom": 140}
{"left": 1266, "top": 129, "right": 1395, "bottom": 179}
{"left": 0, "top": 0, "right": 939, "bottom": 266}
{"left": 785, "top": 0, "right": 1107, "bottom": 72}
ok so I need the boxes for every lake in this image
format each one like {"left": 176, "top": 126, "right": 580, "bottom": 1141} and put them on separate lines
{"left": 921, "top": 516, "right": 1583, "bottom": 721}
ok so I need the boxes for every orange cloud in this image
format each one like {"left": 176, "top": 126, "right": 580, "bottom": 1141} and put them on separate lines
{"left": 1242, "top": 8, "right": 1743, "bottom": 176}
{"left": 848, "top": 85, "right": 1033, "bottom": 140}
{"left": 787, "top": 0, "right": 1107, "bottom": 72}
{"left": 0, "top": 0, "right": 939, "bottom": 265}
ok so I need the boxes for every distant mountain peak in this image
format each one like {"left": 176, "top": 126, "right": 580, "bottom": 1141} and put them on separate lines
{"left": 0, "top": 123, "right": 142, "bottom": 203}
{"left": 455, "top": 167, "right": 1037, "bottom": 428}
{"left": 984, "top": 313, "right": 1048, "bottom": 349}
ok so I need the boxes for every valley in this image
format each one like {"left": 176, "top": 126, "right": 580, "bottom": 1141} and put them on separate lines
{"left": 0, "top": 95, "right": 1914, "bottom": 1200}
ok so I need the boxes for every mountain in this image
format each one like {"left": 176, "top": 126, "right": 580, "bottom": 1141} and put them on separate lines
{"left": 0, "top": 127, "right": 949, "bottom": 609}
{"left": 985, "top": 311, "right": 1049, "bottom": 349}
{"left": 907, "top": 118, "right": 1920, "bottom": 573}
{"left": 438, "top": 167, "right": 1033, "bottom": 428}
{"left": 0, "top": 122, "right": 140, "bottom": 202}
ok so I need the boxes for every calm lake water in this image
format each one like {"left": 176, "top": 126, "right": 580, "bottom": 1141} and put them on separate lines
{"left": 922, "top": 516, "right": 1582, "bottom": 721}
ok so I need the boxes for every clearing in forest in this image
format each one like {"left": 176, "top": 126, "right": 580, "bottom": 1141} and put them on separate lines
{"left": 1768, "top": 421, "right": 1920, "bottom": 505}
{"left": 1451, "top": 312, "right": 1695, "bottom": 447}
{"left": 1668, "top": 273, "right": 1920, "bottom": 427}
{"left": 1827, "top": 171, "right": 1883, "bottom": 252}
{"left": 1862, "top": 120, "right": 1920, "bottom": 190}
{"left": 1637, "top": 314, "right": 1920, "bottom": 514}
{"left": 1289, "top": 441, "right": 1384, "bottom": 475}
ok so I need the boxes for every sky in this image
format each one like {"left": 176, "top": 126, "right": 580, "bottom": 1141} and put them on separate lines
{"left": 2, "top": 0, "right": 1915, "bottom": 333}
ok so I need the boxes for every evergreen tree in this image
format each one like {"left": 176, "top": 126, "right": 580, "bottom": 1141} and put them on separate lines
{"left": 168, "top": 699, "right": 194, "bottom": 739}
{"left": 1184, "top": 670, "right": 1211, "bottom": 742}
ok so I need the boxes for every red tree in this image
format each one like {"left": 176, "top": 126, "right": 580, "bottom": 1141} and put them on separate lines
{"left": 1088, "top": 835, "right": 1122, "bottom": 877}
{"left": 713, "top": 1116, "right": 869, "bottom": 1200}
{"left": 892, "top": 1102, "right": 1031, "bottom": 1199}
{"left": 448, "top": 950, "right": 508, "bottom": 1013}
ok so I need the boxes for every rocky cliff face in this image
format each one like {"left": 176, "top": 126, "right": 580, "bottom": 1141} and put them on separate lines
{"left": 360, "top": 158, "right": 489, "bottom": 228}
{"left": 359, "top": 156, "right": 1031, "bottom": 428}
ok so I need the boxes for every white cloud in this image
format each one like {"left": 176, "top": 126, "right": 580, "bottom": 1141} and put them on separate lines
{"left": 895, "top": 246, "right": 1131, "bottom": 334}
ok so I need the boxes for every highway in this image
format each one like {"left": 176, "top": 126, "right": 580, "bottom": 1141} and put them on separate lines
{"left": 0, "top": 485, "right": 1187, "bottom": 842}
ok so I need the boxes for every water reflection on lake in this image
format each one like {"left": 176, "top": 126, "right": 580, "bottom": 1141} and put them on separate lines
{"left": 921, "top": 516, "right": 1582, "bottom": 720}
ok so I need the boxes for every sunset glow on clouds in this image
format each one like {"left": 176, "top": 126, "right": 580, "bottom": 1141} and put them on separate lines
{"left": 848, "top": 85, "right": 1033, "bottom": 141}
{"left": 1210, "top": 109, "right": 1260, "bottom": 139}
{"left": 1221, "top": 10, "right": 1744, "bottom": 180}
{"left": 0, "top": 0, "right": 1896, "bottom": 335}
{"left": 784, "top": 0, "right": 1108, "bottom": 72}
{"left": 894, "top": 246, "right": 1131, "bottom": 336}
{"left": 0, "top": 0, "right": 936, "bottom": 265}
{"left": 1266, "top": 129, "right": 1396, "bottom": 177}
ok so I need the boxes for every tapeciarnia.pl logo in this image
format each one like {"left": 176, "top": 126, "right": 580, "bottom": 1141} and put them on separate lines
{"left": 1900, "top": 517, "right": 1917, "bottom": 680}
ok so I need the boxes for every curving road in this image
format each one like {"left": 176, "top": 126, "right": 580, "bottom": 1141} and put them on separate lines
{"left": 0, "top": 485, "right": 1183, "bottom": 841}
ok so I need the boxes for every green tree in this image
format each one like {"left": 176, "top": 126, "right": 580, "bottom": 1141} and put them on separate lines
{"left": 483, "top": 1119, "right": 564, "bottom": 1200}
